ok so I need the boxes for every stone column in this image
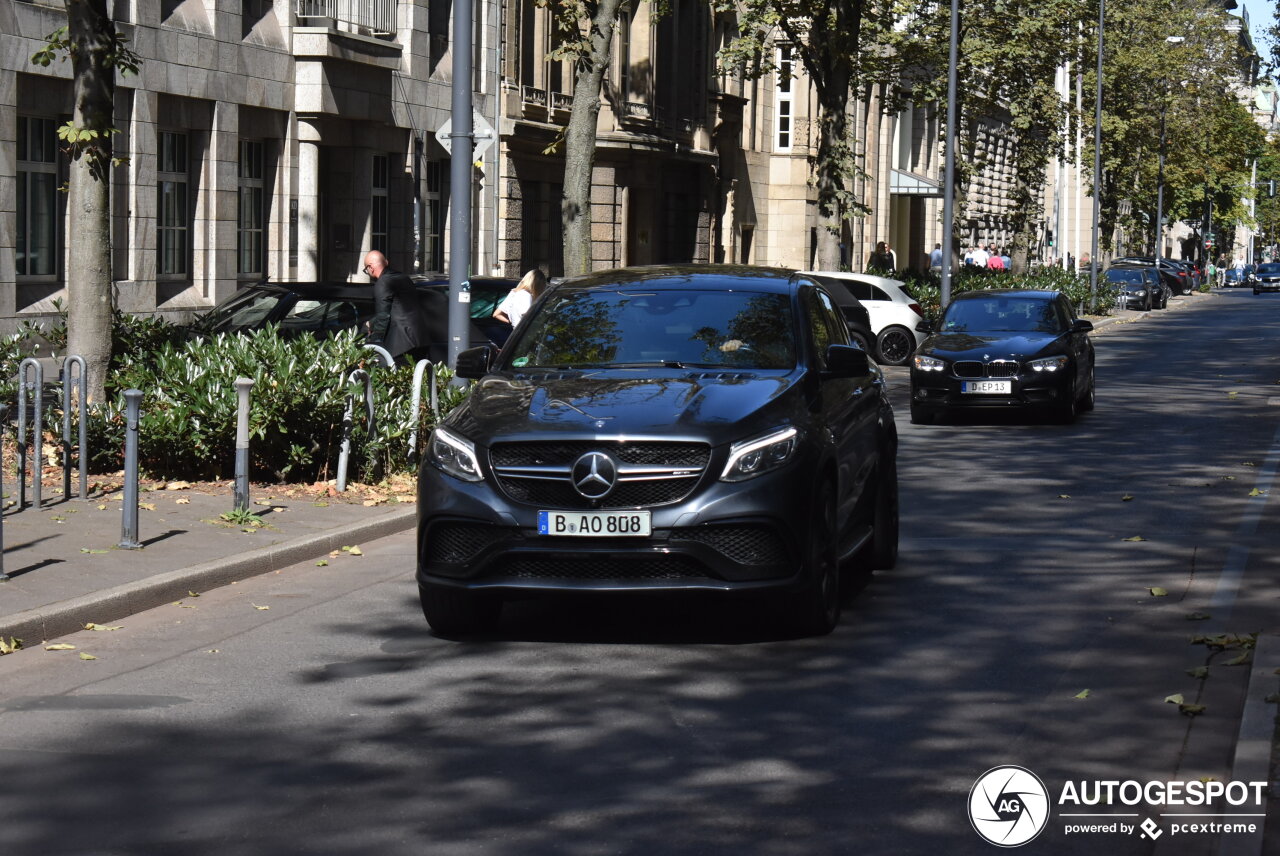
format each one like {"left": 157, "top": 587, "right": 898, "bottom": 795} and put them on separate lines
{"left": 0, "top": 70, "right": 17, "bottom": 318}
{"left": 205, "top": 100, "right": 239, "bottom": 305}
{"left": 128, "top": 90, "right": 159, "bottom": 300}
{"left": 296, "top": 116, "right": 322, "bottom": 281}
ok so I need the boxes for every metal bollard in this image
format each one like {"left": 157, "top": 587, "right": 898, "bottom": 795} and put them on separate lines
{"left": 336, "top": 369, "right": 374, "bottom": 493}
{"left": 0, "top": 405, "right": 8, "bottom": 581}
{"left": 234, "top": 378, "right": 254, "bottom": 513}
{"left": 408, "top": 359, "right": 434, "bottom": 467}
{"left": 118, "top": 389, "right": 142, "bottom": 550}
{"left": 62, "top": 355, "right": 87, "bottom": 501}
{"left": 16, "top": 358, "right": 43, "bottom": 511}
{"left": 362, "top": 344, "right": 395, "bottom": 368}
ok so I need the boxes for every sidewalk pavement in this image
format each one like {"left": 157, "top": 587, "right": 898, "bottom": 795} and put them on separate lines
{"left": 0, "top": 482, "right": 415, "bottom": 644}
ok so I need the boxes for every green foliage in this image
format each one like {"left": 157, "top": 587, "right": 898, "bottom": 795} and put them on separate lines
{"left": 901, "top": 267, "right": 1117, "bottom": 320}
{"left": 85, "top": 326, "right": 466, "bottom": 484}
{"left": 0, "top": 323, "right": 43, "bottom": 406}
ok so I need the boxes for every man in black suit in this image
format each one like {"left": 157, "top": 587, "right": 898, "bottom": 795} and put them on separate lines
{"left": 362, "top": 250, "right": 430, "bottom": 363}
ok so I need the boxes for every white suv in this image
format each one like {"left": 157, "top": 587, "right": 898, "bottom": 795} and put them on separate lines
{"left": 804, "top": 271, "right": 926, "bottom": 365}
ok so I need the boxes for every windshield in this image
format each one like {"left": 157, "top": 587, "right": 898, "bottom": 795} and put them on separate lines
{"left": 1105, "top": 270, "right": 1142, "bottom": 284}
{"left": 202, "top": 290, "right": 282, "bottom": 333}
{"left": 1257, "top": 264, "right": 1280, "bottom": 275}
{"left": 941, "top": 296, "right": 1062, "bottom": 334}
{"left": 503, "top": 288, "right": 797, "bottom": 370}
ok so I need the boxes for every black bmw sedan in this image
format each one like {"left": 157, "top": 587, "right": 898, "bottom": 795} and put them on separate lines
{"left": 417, "top": 265, "right": 900, "bottom": 637}
{"left": 909, "top": 289, "right": 1095, "bottom": 424}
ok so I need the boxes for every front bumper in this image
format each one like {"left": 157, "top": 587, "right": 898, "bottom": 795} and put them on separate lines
{"left": 1116, "top": 293, "right": 1149, "bottom": 310}
{"left": 1254, "top": 278, "right": 1280, "bottom": 293}
{"left": 911, "top": 367, "right": 1073, "bottom": 413}
{"left": 417, "top": 460, "right": 815, "bottom": 595}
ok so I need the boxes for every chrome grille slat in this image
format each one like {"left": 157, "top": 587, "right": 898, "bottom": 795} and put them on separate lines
{"left": 490, "top": 441, "right": 710, "bottom": 508}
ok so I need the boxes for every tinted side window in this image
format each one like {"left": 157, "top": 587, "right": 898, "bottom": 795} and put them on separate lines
{"left": 817, "top": 289, "right": 848, "bottom": 346}
{"left": 803, "top": 289, "right": 834, "bottom": 368}
{"left": 868, "top": 285, "right": 891, "bottom": 301}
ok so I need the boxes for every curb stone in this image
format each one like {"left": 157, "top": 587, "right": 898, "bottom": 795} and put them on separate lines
{"left": 0, "top": 505, "right": 416, "bottom": 643}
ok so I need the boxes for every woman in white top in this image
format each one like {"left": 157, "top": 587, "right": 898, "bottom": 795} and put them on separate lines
{"left": 493, "top": 268, "right": 548, "bottom": 328}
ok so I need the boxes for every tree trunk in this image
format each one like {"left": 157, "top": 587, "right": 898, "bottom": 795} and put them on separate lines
{"left": 561, "top": 0, "right": 626, "bottom": 276}
{"left": 66, "top": 0, "right": 117, "bottom": 404}
{"left": 813, "top": 77, "right": 851, "bottom": 271}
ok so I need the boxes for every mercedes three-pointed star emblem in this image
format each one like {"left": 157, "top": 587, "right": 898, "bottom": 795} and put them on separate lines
{"left": 571, "top": 452, "right": 617, "bottom": 500}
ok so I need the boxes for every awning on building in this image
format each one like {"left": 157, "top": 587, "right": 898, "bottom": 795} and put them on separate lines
{"left": 890, "top": 169, "right": 943, "bottom": 197}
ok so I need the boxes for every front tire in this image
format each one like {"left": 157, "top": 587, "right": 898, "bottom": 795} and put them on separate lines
{"left": 792, "top": 485, "right": 840, "bottom": 637}
{"left": 875, "top": 325, "right": 915, "bottom": 366}
{"left": 849, "top": 330, "right": 873, "bottom": 357}
{"left": 419, "top": 583, "right": 501, "bottom": 637}
{"left": 1079, "top": 365, "right": 1096, "bottom": 412}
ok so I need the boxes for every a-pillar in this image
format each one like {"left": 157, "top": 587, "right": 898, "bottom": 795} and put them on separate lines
{"left": 296, "top": 117, "right": 322, "bottom": 281}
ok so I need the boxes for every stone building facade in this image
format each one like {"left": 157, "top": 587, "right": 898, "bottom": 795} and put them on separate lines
{"left": 1, "top": 0, "right": 503, "bottom": 332}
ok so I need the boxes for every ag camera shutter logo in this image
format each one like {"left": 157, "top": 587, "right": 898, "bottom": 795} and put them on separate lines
{"left": 969, "top": 766, "right": 1050, "bottom": 847}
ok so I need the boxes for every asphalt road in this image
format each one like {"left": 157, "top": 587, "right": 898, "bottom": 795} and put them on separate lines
{"left": 1, "top": 290, "right": 1277, "bottom": 856}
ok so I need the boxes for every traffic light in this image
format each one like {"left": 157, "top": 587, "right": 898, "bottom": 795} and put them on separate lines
{"left": 1047, "top": 230, "right": 1054, "bottom": 247}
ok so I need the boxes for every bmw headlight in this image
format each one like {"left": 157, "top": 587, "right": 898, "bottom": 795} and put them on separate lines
{"left": 1028, "top": 356, "right": 1069, "bottom": 373}
{"left": 1135, "top": 289, "right": 1147, "bottom": 296}
{"left": 428, "top": 427, "right": 483, "bottom": 482}
{"left": 913, "top": 355, "right": 946, "bottom": 372}
{"left": 721, "top": 427, "right": 799, "bottom": 482}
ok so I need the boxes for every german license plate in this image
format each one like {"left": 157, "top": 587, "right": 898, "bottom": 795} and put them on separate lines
{"left": 962, "top": 380, "right": 1011, "bottom": 394}
{"left": 538, "top": 510, "right": 652, "bottom": 537}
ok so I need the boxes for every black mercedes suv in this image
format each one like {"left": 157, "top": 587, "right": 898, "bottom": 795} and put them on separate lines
{"left": 416, "top": 265, "right": 899, "bottom": 637}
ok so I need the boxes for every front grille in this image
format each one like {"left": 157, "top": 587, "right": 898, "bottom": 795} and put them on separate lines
{"left": 500, "top": 556, "right": 709, "bottom": 581}
{"left": 491, "top": 441, "right": 708, "bottom": 468}
{"left": 426, "top": 523, "right": 510, "bottom": 564}
{"left": 673, "top": 525, "right": 788, "bottom": 566}
{"left": 954, "top": 360, "right": 1018, "bottom": 379}
{"left": 490, "top": 440, "right": 711, "bottom": 509}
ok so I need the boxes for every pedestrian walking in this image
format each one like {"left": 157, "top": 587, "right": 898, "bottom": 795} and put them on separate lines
{"left": 929, "top": 243, "right": 943, "bottom": 272}
{"left": 969, "top": 245, "right": 990, "bottom": 268}
{"left": 999, "top": 248, "right": 1011, "bottom": 270}
{"left": 494, "top": 268, "right": 547, "bottom": 330}
{"left": 362, "top": 250, "right": 431, "bottom": 364}
{"left": 867, "top": 241, "right": 894, "bottom": 274}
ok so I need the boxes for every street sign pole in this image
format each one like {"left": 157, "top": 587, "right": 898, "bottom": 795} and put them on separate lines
{"left": 447, "top": 0, "right": 474, "bottom": 372}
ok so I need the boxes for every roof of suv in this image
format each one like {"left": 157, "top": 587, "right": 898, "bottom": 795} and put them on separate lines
{"left": 556, "top": 264, "right": 808, "bottom": 295}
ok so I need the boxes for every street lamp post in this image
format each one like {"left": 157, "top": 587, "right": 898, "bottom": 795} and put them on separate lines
{"left": 940, "top": 0, "right": 959, "bottom": 311}
{"left": 1089, "top": 0, "right": 1104, "bottom": 311}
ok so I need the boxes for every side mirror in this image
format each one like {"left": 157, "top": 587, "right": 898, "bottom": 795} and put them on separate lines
{"left": 823, "top": 343, "right": 871, "bottom": 378}
{"left": 1072, "top": 319, "right": 1094, "bottom": 333}
{"left": 455, "top": 345, "right": 495, "bottom": 379}
{"left": 915, "top": 319, "right": 935, "bottom": 334}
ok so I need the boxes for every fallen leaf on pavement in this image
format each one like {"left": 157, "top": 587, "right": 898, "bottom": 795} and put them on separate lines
{"left": 1121, "top": 494, "right": 1134, "bottom": 501}
{"left": 139, "top": 502, "right": 156, "bottom": 511}
{"left": 84, "top": 623, "right": 122, "bottom": 631}
{"left": 316, "top": 560, "right": 329, "bottom": 567}
{"left": 1058, "top": 494, "right": 1071, "bottom": 499}
{"left": 206, "top": 649, "right": 220, "bottom": 654}
{"left": 1149, "top": 587, "right": 1168, "bottom": 597}
{"left": 165, "top": 481, "right": 192, "bottom": 490}
{"left": 1186, "top": 666, "right": 1209, "bottom": 679}
{"left": 1165, "top": 693, "right": 1185, "bottom": 705}
{"left": 396, "top": 495, "right": 416, "bottom": 503}
{"left": 188, "top": 591, "right": 201, "bottom": 597}
{"left": 1178, "top": 703, "right": 1206, "bottom": 716}
{"left": 96, "top": 504, "right": 108, "bottom": 510}
{"left": 1224, "top": 652, "right": 1251, "bottom": 667}
{"left": 176, "top": 497, "right": 191, "bottom": 505}
{"left": 252, "top": 604, "right": 270, "bottom": 611}
{"left": 313, "top": 501, "right": 330, "bottom": 508}
{"left": 45, "top": 643, "right": 76, "bottom": 651}
{"left": 348, "top": 546, "right": 363, "bottom": 556}
{"left": 1124, "top": 535, "right": 1147, "bottom": 542}
{"left": 79, "top": 652, "right": 97, "bottom": 661}
{"left": 0, "top": 637, "right": 22, "bottom": 655}
{"left": 1249, "top": 488, "right": 1266, "bottom": 497}
{"left": 80, "top": 548, "right": 108, "bottom": 554}
{"left": 1074, "top": 689, "right": 1090, "bottom": 699}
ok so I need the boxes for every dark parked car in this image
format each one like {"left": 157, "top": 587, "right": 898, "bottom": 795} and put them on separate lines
{"left": 1111, "top": 256, "right": 1192, "bottom": 295}
{"left": 1253, "top": 262, "right": 1280, "bottom": 294}
{"left": 1105, "top": 266, "right": 1155, "bottom": 311}
{"left": 190, "top": 278, "right": 516, "bottom": 360}
{"left": 910, "top": 289, "right": 1095, "bottom": 424}
{"left": 416, "top": 265, "right": 900, "bottom": 637}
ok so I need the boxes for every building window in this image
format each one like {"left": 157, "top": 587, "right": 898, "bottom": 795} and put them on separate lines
{"left": 157, "top": 131, "right": 190, "bottom": 277}
{"left": 775, "top": 44, "right": 793, "bottom": 152}
{"left": 423, "top": 160, "right": 443, "bottom": 273}
{"left": 371, "top": 153, "right": 389, "bottom": 255}
{"left": 238, "top": 140, "right": 265, "bottom": 276}
{"left": 17, "top": 116, "right": 59, "bottom": 279}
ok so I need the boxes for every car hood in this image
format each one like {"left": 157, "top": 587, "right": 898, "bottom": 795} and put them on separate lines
{"left": 920, "top": 331, "right": 1066, "bottom": 361}
{"left": 447, "top": 371, "right": 801, "bottom": 445}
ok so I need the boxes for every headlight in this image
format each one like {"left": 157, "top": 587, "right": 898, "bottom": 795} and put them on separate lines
{"left": 1028, "top": 356, "right": 1069, "bottom": 373}
{"left": 913, "top": 355, "right": 946, "bottom": 372}
{"left": 428, "top": 427, "right": 483, "bottom": 482}
{"left": 721, "top": 427, "right": 798, "bottom": 482}
{"left": 1135, "top": 289, "right": 1147, "bottom": 296}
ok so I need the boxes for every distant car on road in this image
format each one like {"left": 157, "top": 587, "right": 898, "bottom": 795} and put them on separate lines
{"left": 803, "top": 271, "right": 926, "bottom": 365}
{"left": 910, "top": 289, "right": 1096, "bottom": 424}
{"left": 1111, "top": 256, "right": 1192, "bottom": 295}
{"left": 1253, "top": 262, "right": 1280, "bottom": 294}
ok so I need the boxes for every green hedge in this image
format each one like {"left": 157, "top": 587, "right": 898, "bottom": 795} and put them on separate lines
{"left": 900, "top": 267, "right": 1118, "bottom": 319}
{"left": 80, "top": 324, "right": 465, "bottom": 484}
